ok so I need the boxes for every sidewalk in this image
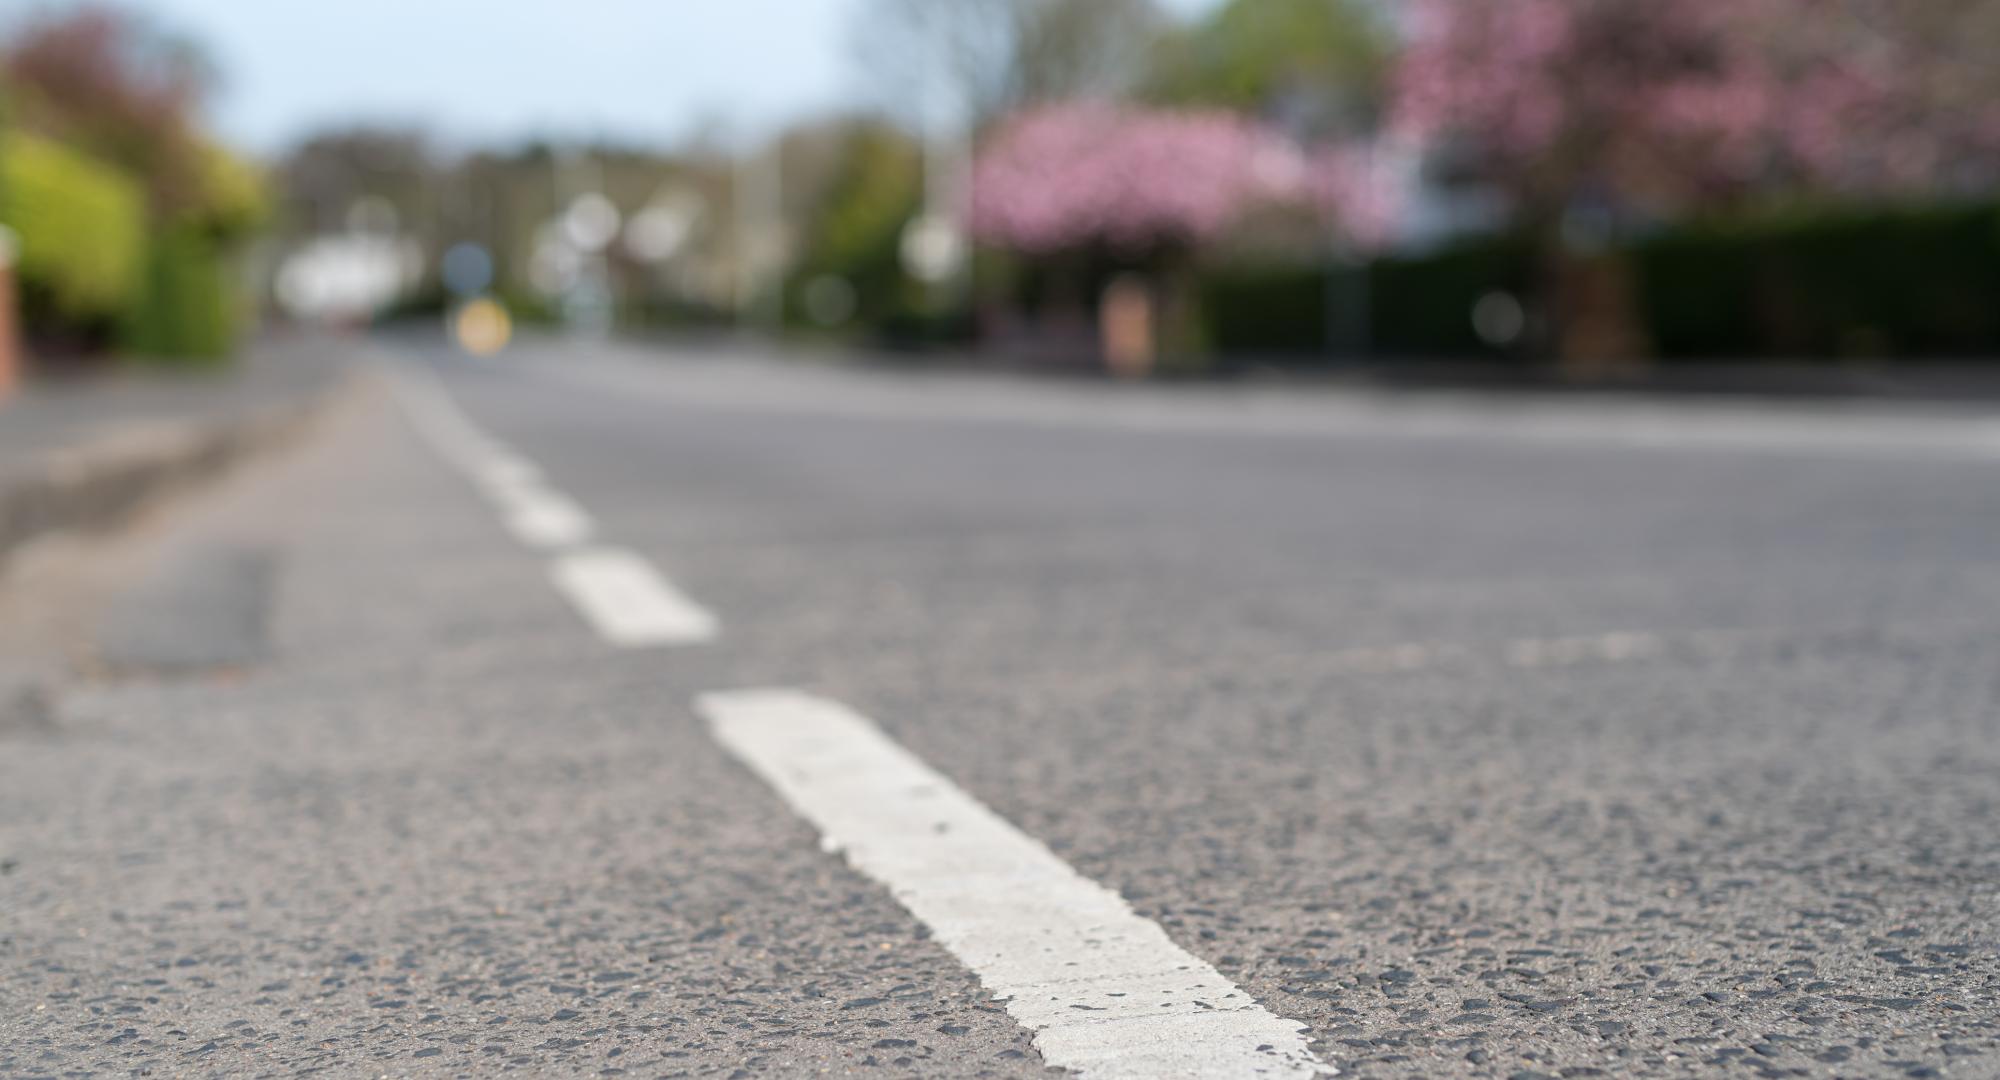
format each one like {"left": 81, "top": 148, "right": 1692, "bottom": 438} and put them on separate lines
{"left": 0, "top": 335, "right": 355, "bottom": 564}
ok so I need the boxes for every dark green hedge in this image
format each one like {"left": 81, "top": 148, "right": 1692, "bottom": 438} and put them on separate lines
{"left": 1201, "top": 265, "right": 1330, "bottom": 355}
{"left": 1200, "top": 200, "right": 2000, "bottom": 362}
{"left": 1369, "top": 240, "right": 1532, "bottom": 358}
{"left": 1637, "top": 202, "right": 2000, "bottom": 359}
{"left": 1200, "top": 238, "right": 1532, "bottom": 361}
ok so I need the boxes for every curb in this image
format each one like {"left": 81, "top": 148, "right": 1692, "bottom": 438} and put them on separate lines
{"left": 0, "top": 379, "right": 346, "bottom": 566}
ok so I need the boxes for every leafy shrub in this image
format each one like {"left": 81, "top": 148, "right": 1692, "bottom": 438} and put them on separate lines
{"left": 1636, "top": 202, "right": 2000, "bottom": 360}
{"left": 1201, "top": 238, "right": 1532, "bottom": 361}
{"left": 1369, "top": 239, "right": 1532, "bottom": 358}
{"left": 1199, "top": 200, "right": 2000, "bottom": 363}
{"left": 1200, "top": 265, "right": 1329, "bottom": 355}
{"left": 0, "top": 131, "right": 145, "bottom": 326}
{"left": 123, "top": 223, "right": 235, "bottom": 365}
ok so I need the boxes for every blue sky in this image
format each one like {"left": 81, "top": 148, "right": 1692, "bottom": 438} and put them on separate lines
{"left": 49, "top": 0, "right": 1218, "bottom": 157}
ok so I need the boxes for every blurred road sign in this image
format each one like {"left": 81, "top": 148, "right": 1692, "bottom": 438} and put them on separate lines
{"left": 442, "top": 243, "right": 495, "bottom": 298}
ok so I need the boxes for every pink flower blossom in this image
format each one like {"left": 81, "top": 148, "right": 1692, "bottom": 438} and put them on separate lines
{"left": 969, "top": 104, "right": 1383, "bottom": 254}
{"left": 1390, "top": 0, "right": 2000, "bottom": 207}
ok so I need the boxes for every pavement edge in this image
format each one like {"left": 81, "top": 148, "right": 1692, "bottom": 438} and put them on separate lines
{"left": 0, "top": 373, "right": 357, "bottom": 568}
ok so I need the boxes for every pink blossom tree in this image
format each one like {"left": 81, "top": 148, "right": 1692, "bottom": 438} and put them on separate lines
{"left": 969, "top": 102, "right": 1378, "bottom": 254}
{"left": 1390, "top": 0, "right": 1776, "bottom": 369}
{"left": 1399, "top": 0, "right": 2000, "bottom": 207}
{"left": 968, "top": 103, "right": 1383, "bottom": 368}
{"left": 1390, "top": 0, "right": 2000, "bottom": 369}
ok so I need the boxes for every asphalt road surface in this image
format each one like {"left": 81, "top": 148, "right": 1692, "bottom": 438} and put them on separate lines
{"left": 4, "top": 336, "right": 1997, "bottom": 1079}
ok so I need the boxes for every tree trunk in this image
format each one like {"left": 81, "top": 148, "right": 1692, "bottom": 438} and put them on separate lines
{"left": 1542, "top": 240, "right": 1651, "bottom": 381}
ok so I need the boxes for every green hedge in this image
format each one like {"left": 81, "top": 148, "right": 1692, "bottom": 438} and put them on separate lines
{"left": 1200, "top": 201, "right": 2000, "bottom": 362}
{"left": 1200, "top": 238, "right": 1533, "bottom": 361}
{"left": 1369, "top": 240, "right": 1532, "bottom": 358}
{"left": 0, "top": 132, "right": 146, "bottom": 326}
{"left": 1201, "top": 265, "right": 1330, "bottom": 355}
{"left": 2, "top": 132, "right": 257, "bottom": 364}
{"left": 1637, "top": 202, "right": 2000, "bottom": 359}
{"left": 123, "top": 223, "right": 236, "bottom": 365}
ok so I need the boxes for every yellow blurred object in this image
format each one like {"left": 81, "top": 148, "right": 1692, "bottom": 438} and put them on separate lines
{"left": 453, "top": 298, "right": 513, "bottom": 356}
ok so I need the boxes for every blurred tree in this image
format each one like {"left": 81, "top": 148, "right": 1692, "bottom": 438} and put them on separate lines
{"left": 0, "top": 130, "right": 145, "bottom": 334}
{"left": 2, "top": 4, "right": 213, "bottom": 214}
{"left": 969, "top": 102, "right": 1367, "bottom": 368}
{"left": 1145, "top": 0, "right": 1390, "bottom": 139}
{"left": 1009, "top": 0, "right": 1167, "bottom": 110}
{"left": 3, "top": 4, "right": 265, "bottom": 363}
{"left": 193, "top": 140, "right": 270, "bottom": 243}
{"left": 854, "top": 0, "right": 1168, "bottom": 131}
{"left": 275, "top": 128, "right": 435, "bottom": 237}
{"left": 1753, "top": 0, "right": 2000, "bottom": 195}
{"left": 1389, "top": 0, "right": 2000, "bottom": 373}
{"left": 785, "top": 119, "right": 923, "bottom": 334}
{"left": 1398, "top": 2, "right": 1986, "bottom": 211}
{"left": 970, "top": 104, "right": 1344, "bottom": 255}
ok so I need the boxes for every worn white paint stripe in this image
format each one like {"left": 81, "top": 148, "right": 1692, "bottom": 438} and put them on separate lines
{"left": 489, "top": 478, "right": 596, "bottom": 549}
{"left": 388, "top": 367, "right": 500, "bottom": 474}
{"left": 552, "top": 548, "right": 718, "bottom": 646}
{"left": 391, "top": 363, "right": 718, "bottom": 648}
{"left": 469, "top": 454, "right": 543, "bottom": 494}
{"left": 501, "top": 493, "right": 595, "bottom": 549}
{"left": 698, "top": 689, "right": 1332, "bottom": 1079}
{"left": 390, "top": 370, "right": 596, "bottom": 547}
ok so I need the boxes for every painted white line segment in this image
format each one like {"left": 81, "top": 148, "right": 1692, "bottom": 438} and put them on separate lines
{"left": 389, "top": 369, "right": 500, "bottom": 473}
{"left": 390, "top": 362, "right": 718, "bottom": 648}
{"left": 501, "top": 492, "right": 595, "bottom": 549}
{"left": 490, "top": 478, "right": 596, "bottom": 549}
{"left": 552, "top": 548, "right": 719, "bottom": 647}
{"left": 698, "top": 689, "right": 1332, "bottom": 1080}
{"left": 391, "top": 370, "right": 597, "bottom": 548}
{"left": 467, "top": 453, "right": 543, "bottom": 493}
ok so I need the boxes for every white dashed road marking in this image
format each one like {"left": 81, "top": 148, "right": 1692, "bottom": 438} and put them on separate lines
{"left": 492, "top": 479, "right": 596, "bottom": 549}
{"left": 388, "top": 362, "right": 716, "bottom": 648}
{"left": 552, "top": 548, "right": 719, "bottom": 647}
{"left": 698, "top": 688, "right": 1334, "bottom": 1080}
